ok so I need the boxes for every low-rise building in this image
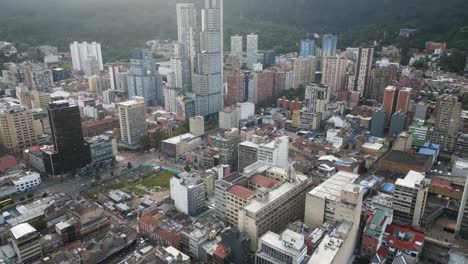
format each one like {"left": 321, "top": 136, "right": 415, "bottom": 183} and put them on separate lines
{"left": 10, "top": 223, "right": 42, "bottom": 263}
{"left": 255, "top": 229, "right": 308, "bottom": 264}
{"left": 11, "top": 171, "right": 41, "bottom": 192}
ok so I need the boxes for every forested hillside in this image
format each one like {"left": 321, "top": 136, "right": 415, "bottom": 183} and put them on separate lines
{"left": 0, "top": 0, "right": 467, "bottom": 61}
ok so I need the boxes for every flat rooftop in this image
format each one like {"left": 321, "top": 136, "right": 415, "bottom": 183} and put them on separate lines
{"left": 395, "top": 170, "right": 426, "bottom": 188}
{"left": 308, "top": 171, "right": 359, "bottom": 202}
{"left": 242, "top": 175, "right": 308, "bottom": 214}
{"left": 162, "top": 133, "right": 196, "bottom": 144}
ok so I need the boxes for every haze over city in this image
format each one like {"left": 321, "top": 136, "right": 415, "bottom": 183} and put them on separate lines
{"left": 0, "top": 0, "right": 468, "bottom": 263}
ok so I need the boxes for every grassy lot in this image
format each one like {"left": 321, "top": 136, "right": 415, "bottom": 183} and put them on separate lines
{"left": 87, "top": 170, "right": 174, "bottom": 197}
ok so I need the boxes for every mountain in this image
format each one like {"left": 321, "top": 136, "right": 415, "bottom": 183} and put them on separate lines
{"left": 0, "top": 0, "right": 467, "bottom": 61}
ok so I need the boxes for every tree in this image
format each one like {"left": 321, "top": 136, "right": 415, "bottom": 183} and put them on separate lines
{"left": 184, "top": 164, "right": 191, "bottom": 172}
{"left": 95, "top": 175, "right": 101, "bottom": 181}
{"left": 42, "top": 192, "right": 48, "bottom": 198}
{"left": 26, "top": 193, "right": 34, "bottom": 199}
{"left": 127, "top": 162, "right": 133, "bottom": 169}
{"left": 20, "top": 197, "right": 25, "bottom": 201}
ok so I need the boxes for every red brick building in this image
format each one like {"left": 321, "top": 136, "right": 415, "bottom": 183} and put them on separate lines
{"left": 225, "top": 70, "right": 245, "bottom": 107}
{"left": 378, "top": 150, "right": 432, "bottom": 174}
{"left": 82, "top": 117, "right": 120, "bottom": 137}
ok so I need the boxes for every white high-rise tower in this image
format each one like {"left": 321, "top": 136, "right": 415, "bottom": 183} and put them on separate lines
{"left": 69, "top": 41, "right": 103, "bottom": 77}
{"left": 246, "top": 33, "right": 258, "bottom": 69}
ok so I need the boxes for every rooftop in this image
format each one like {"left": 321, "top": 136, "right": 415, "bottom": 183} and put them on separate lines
{"left": 242, "top": 175, "right": 309, "bottom": 214}
{"left": 228, "top": 185, "right": 255, "bottom": 200}
{"left": 308, "top": 171, "right": 360, "bottom": 202}
{"left": 10, "top": 223, "right": 37, "bottom": 239}
{"left": 259, "top": 229, "right": 306, "bottom": 256}
{"left": 162, "top": 133, "right": 196, "bottom": 144}
{"left": 395, "top": 170, "right": 427, "bottom": 189}
{"left": 381, "top": 150, "right": 432, "bottom": 166}
{"left": 249, "top": 175, "right": 279, "bottom": 189}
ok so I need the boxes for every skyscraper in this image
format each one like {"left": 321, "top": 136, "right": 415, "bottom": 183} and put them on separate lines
{"left": 246, "top": 33, "right": 258, "bottom": 69}
{"left": 176, "top": 3, "right": 197, "bottom": 92}
{"left": 300, "top": 39, "right": 315, "bottom": 58}
{"left": 127, "top": 49, "right": 163, "bottom": 107}
{"left": 322, "top": 34, "right": 338, "bottom": 57}
{"left": 69, "top": 41, "right": 103, "bottom": 77}
{"left": 46, "top": 101, "right": 91, "bottom": 175}
{"left": 348, "top": 47, "right": 374, "bottom": 97}
{"left": 231, "top": 35, "right": 243, "bottom": 59}
{"left": 292, "top": 56, "right": 316, "bottom": 88}
{"left": 321, "top": 53, "right": 347, "bottom": 98}
{"left": 118, "top": 98, "right": 147, "bottom": 147}
{"left": 427, "top": 95, "right": 461, "bottom": 152}
{"left": 192, "top": 0, "right": 224, "bottom": 116}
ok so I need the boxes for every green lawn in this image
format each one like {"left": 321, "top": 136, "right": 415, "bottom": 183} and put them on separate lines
{"left": 87, "top": 170, "right": 174, "bottom": 197}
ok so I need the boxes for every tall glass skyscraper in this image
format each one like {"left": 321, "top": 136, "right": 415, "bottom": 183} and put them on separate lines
{"left": 127, "top": 49, "right": 163, "bottom": 107}
{"left": 322, "top": 34, "right": 338, "bottom": 57}
{"left": 300, "top": 39, "right": 315, "bottom": 58}
{"left": 191, "top": 0, "right": 224, "bottom": 116}
{"left": 176, "top": 3, "right": 197, "bottom": 92}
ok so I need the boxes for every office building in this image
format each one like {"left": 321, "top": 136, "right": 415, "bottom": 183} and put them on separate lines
{"left": 368, "top": 59, "right": 400, "bottom": 101}
{"left": 215, "top": 173, "right": 248, "bottom": 219}
{"left": 224, "top": 69, "right": 245, "bottom": 107}
{"left": 127, "top": 49, "right": 163, "bottom": 106}
{"left": 102, "top": 89, "right": 117, "bottom": 105}
{"left": 321, "top": 54, "right": 347, "bottom": 98}
{"left": 414, "top": 103, "right": 428, "bottom": 120}
{"left": 191, "top": 0, "right": 224, "bottom": 116}
{"left": 389, "top": 111, "right": 407, "bottom": 137}
{"left": 69, "top": 41, "right": 103, "bottom": 76}
{"left": 211, "top": 131, "right": 241, "bottom": 169}
{"left": 304, "top": 83, "right": 329, "bottom": 114}
{"left": 304, "top": 171, "right": 363, "bottom": 264}
{"left": 231, "top": 35, "right": 243, "bottom": 59}
{"left": 226, "top": 185, "right": 255, "bottom": 226}
{"left": 176, "top": 3, "right": 197, "bottom": 92}
{"left": 322, "top": 34, "right": 338, "bottom": 57}
{"left": 348, "top": 48, "right": 374, "bottom": 97}
{"left": 86, "top": 135, "right": 115, "bottom": 168}
{"left": 30, "top": 90, "right": 51, "bottom": 109}
{"left": 427, "top": 95, "right": 461, "bottom": 153}
{"left": 189, "top": 116, "right": 205, "bottom": 136}
{"left": 308, "top": 221, "right": 355, "bottom": 264}
{"left": 238, "top": 175, "right": 314, "bottom": 250}
{"left": 293, "top": 56, "right": 316, "bottom": 88}
{"left": 246, "top": 33, "right": 259, "bottom": 69}
{"left": 10, "top": 223, "right": 42, "bottom": 263}
{"left": 300, "top": 39, "right": 315, "bottom": 58}
{"left": 304, "top": 171, "right": 362, "bottom": 228}
{"left": 170, "top": 172, "right": 206, "bottom": 216}
{"left": 0, "top": 98, "right": 38, "bottom": 153}
{"left": 370, "top": 110, "right": 386, "bottom": 138}
{"left": 23, "top": 62, "right": 54, "bottom": 91}
{"left": 251, "top": 70, "right": 274, "bottom": 104}
{"left": 161, "top": 133, "right": 201, "bottom": 160}
{"left": 118, "top": 98, "right": 147, "bottom": 148}
{"left": 393, "top": 170, "right": 430, "bottom": 227}
{"left": 238, "top": 141, "right": 259, "bottom": 171}
{"left": 257, "top": 136, "right": 289, "bottom": 168}
{"left": 457, "top": 176, "right": 468, "bottom": 239}
{"left": 45, "top": 101, "right": 91, "bottom": 175}
{"left": 11, "top": 171, "right": 41, "bottom": 192}
{"left": 255, "top": 229, "right": 308, "bottom": 264}
{"left": 88, "top": 74, "right": 111, "bottom": 95}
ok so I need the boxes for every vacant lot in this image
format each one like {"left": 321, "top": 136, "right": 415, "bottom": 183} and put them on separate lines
{"left": 87, "top": 170, "right": 174, "bottom": 197}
